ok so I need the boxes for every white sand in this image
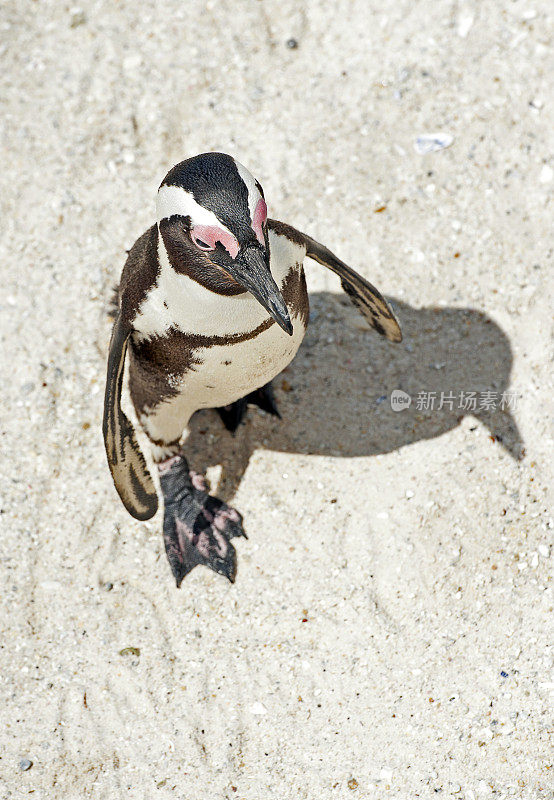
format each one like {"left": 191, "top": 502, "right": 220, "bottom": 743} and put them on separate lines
{"left": 0, "top": 1, "right": 552, "bottom": 798}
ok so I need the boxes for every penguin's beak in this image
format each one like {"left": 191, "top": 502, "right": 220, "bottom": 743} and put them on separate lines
{"left": 230, "top": 245, "right": 293, "bottom": 336}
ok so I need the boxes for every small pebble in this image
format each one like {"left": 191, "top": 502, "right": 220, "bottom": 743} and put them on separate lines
{"left": 405, "top": 489, "right": 414, "bottom": 499}
{"left": 69, "top": 8, "right": 86, "bottom": 28}
{"left": 123, "top": 54, "right": 142, "bottom": 71}
{"left": 249, "top": 702, "right": 267, "bottom": 715}
{"left": 539, "top": 164, "right": 553, "bottom": 183}
{"left": 19, "top": 759, "right": 33, "bottom": 771}
{"left": 538, "top": 544, "right": 550, "bottom": 558}
{"left": 286, "top": 38, "right": 298, "bottom": 49}
{"left": 500, "top": 670, "right": 508, "bottom": 678}
{"left": 414, "top": 133, "right": 454, "bottom": 154}
{"left": 457, "top": 13, "right": 474, "bottom": 38}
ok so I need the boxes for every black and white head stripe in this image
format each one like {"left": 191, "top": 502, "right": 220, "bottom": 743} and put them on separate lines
{"left": 157, "top": 153, "right": 265, "bottom": 242}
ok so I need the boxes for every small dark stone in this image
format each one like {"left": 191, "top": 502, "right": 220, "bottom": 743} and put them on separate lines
{"left": 19, "top": 759, "right": 33, "bottom": 771}
{"left": 286, "top": 38, "right": 298, "bottom": 49}
{"left": 500, "top": 670, "right": 508, "bottom": 678}
{"left": 103, "top": 582, "right": 114, "bottom": 591}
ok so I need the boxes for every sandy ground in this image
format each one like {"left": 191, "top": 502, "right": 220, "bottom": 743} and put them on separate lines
{"left": 0, "top": 1, "right": 553, "bottom": 798}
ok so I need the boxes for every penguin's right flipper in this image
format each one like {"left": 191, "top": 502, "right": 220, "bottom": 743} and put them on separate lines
{"left": 103, "top": 312, "right": 159, "bottom": 520}
{"left": 273, "top": 220, "right": 402, "bottom": 343}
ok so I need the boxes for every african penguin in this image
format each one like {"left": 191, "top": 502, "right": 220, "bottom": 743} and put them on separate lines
{"left": 103, "top": 152, "right": 402, "bottom": 586}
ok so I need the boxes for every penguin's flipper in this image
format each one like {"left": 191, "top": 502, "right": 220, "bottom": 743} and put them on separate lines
{"left": 272, "top": 220, "right": 402, "bottom": 343}
{"left": 305, "top": 233, "right": 402, "bottom": 342}
{"left": 103, "top": 312, "right": 159, "bottom": 520}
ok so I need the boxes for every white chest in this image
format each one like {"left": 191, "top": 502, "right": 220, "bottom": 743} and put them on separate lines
{"left": 178, "top": 312, "right": 306, "bottom": 412}
{"left": 133, "top": 228, "right": 306, "bottom": 340}
{"left": 133, "top": 227, "right": 308, "bottom": 420}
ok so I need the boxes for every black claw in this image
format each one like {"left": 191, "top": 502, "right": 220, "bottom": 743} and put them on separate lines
{"left": 159, "top": 454, "right": 245, "bottom": 586}
{"left": 216, "top": 381, "right": 281, "bottom": 433}
{"left": 217, "top": 398, "right": 248, "bottom": 433}
{"left": 246, "top": 382, "right": 281, "bottom": 419}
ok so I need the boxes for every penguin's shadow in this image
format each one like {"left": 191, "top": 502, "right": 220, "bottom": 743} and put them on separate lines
{"left": 185, "top": 293, "right": 523, "bottom": 501}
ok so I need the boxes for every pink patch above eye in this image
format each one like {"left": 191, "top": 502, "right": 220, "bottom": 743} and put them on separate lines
{"left": 191, "top": 225, "right": 239, "bottom": 258}
{"left": 252, "top": 198, "right": 267, "bottom": 245}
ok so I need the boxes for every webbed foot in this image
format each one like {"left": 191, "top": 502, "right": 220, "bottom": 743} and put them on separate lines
{"left": 158, "top": 454, "right": 246, "bottom": 586}
{"left": 217, "top": 381, "right": 281, "bottom": 433}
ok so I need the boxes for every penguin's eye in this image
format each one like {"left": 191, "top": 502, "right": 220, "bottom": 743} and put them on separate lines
{"left": 190, "top": 225, "right": 240, "bottom": 258}
{"left": 192, "top": 233, "right": 215, "bottom": 251}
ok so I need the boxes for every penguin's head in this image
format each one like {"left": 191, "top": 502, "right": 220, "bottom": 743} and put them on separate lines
{"left": 156, "top": 152, "right": 292, "bottom": 336}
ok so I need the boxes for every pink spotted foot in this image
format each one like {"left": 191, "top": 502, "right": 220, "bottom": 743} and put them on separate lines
{"left": 158, "top": 454, "right": 246, "bottom": 586}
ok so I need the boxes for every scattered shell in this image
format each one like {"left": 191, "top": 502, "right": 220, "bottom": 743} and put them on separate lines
{"left": 119, "top": 646, "right": 140, "bottom": 657}
{"left": 539, "top": 164, "right": 553, "bottom": 183}
{"left": 249, "top": 702, "right": 267, "bottom": 715}
{"left": 69, "top": 8, "right": 87, "bottom": 28}
{"left": 414, "top": 133, "right": 454, "bottom": 154}
{"left": 123, "top": 54, "right": 142, "bottom": 71}
{"left": 39, "top": 580, "right": 61, "bottom": 591}
{"left": 457, "top": 12, "right": 474, "bottom": 38}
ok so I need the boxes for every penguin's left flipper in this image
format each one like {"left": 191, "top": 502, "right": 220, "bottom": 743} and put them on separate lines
{"left": 103, "top": 312, "right": 159, "bottom": 520}
{"left": 159, "top": 454, "right": 246, "bottom": 586}
{"left": 272, "top": 220, "right": 402, "bottom": 343}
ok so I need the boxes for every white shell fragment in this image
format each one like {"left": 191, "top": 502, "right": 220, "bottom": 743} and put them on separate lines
{"left": 249, "top": 702, "right": 268, "bottom": 715}
{"left": 414, "top": 133, "right": 454, "bottom": 154}
{"left": 457, "top": 12, "right": 474, "bottom": 38}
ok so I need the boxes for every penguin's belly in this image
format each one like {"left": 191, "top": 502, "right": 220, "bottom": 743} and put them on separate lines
{"left": 183, "top": 316, "right": 306, "bottom": 411}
